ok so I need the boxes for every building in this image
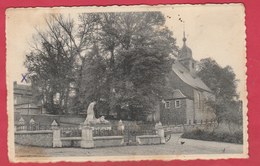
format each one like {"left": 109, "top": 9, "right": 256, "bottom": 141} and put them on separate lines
{"left": 13, "top": 81, "right": 43, "bottom": 115}
{"left": 160, "top": 33, "right": 216, "bottom": 125}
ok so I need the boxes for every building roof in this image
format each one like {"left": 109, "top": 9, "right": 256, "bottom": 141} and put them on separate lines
{"left": 178, "top": 43, "right": 192, "bottom": 60}
{"left": 163, "top": 88, "right": 187, "bottom": 100}
{"left": 178, "top": 33, "right": 192, "bottom": 60}
{"left": 172, "top": 89, "right": 187, "bottom": 99}
{"left": 172, "top": 60, "right": 212, "bottom": 92}
{"left": 15, "top": 103, "right": 41, "bottom": 109}
{"left": 13, "top": 82, "right": 32, "bottom": 95}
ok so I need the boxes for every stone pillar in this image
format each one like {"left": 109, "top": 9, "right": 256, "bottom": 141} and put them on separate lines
{"left": 155, "top": 121, "right": 165, "bottom": 144}
{"left": 81, "top": 120, "right": 94, "bottom": 148}
{"left": 18, "top": 117, "right": 26, "bottom": 131}
{"left": 29, "top": 118, "right": 36, "bottom": 131}
{"left": 51, "top": 120, "right": 62, "bottom": 148}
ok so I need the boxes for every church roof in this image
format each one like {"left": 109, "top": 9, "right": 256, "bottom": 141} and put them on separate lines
{"left": 164, "top": 88, "right": 187, "bottom": 100}
{"left": 178, "top": 43, "right": 192, "bottom": 60}
{"left": 178, "top": 34, "right": 192, "bottom": 60}
{"left": 172, "top": 60, "right": 212, "bottom": 92}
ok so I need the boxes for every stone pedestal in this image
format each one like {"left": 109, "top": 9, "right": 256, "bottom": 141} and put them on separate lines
{"left": 53, "top": 129, "right": 62, "bottom": 147}
{"left": 155, "top": 122, "right": 166, "bottom": 144}
{"left": 81, "top": 121, "right": 94, "bottom": 148}
{"left": 51, "top": 120, "right": 62, "bottom": 148}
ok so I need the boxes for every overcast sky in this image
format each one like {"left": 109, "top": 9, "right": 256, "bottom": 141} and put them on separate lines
{"left": 6, "top": 4, "right": 246, "bottom": 98}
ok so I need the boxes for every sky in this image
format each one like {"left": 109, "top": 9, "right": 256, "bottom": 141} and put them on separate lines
{"left": 6, "top": 4, "right": 246, "bottom": 99}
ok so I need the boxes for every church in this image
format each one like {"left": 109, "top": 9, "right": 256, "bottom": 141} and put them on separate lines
{"left": 160, "top": 33, "right": 216, "bottom": 125}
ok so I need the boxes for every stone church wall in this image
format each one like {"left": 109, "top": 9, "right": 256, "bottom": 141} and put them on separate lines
{"left": 161, "top": 98, "right": 187, "bottom": 125}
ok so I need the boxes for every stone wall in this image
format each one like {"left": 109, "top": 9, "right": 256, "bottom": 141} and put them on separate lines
{"left": 136, "top": 135, "right": 161, "bottom": 145}
{"left": 183, "top": 123, "right": 217, "bottom": 133}
{"left": 193, "top": 90, "right": 216, "bottom": 123}
{"left": 161, "top": 98, "right": 187, "bottom": 125}
{"left": 61, "top": 137, "right": 81, "bottom": 147}
{"left": 94, "top": 136, "right": 124, "bottom": 147}
{"left": 15, "top": 130, "right": 53, "bottom": 147}
{"left": 185, "top": 99, "right": 194, "bottom": 124}
{"left": 164, "top": 122, "right": 218, "bottom": 134}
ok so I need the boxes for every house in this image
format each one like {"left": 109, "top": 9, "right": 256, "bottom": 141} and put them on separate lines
{"left": 160, "top": 33, "right": 216, "bottom": 125}
{"left": 13, "top": 81, "right": 43, "bottom": 115}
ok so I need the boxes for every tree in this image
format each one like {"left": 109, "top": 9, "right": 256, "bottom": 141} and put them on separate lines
{"left": 78, "top": 12, "right": 178, "bottom": 120}
{"left": 197, "top": 58, "right": 241, "bottom": 124}
{"left": 25, "top": 14, "right": 99, "bottom": 114}
{"left": 25, "top": 12, "right": 178, "bottom": 119}
{"left": 25, "top": 15, "right": 79, "bottom": 114}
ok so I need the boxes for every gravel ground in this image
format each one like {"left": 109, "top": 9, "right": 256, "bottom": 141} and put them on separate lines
{"left": 15, "top": 134, "right": 243, "bottom": 157}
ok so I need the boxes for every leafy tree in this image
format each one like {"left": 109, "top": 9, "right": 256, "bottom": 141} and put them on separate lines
{"left": 197, "top": 58, "right": 242, "bottom": 124}
{"left": 78, "top": 12, "right": 177, "bottom": 120}
{"left": 25, "top": 15, "right": 79, "bottom": 114}
{"left": 25, "top": 12, "right": 178, "bottom": 119}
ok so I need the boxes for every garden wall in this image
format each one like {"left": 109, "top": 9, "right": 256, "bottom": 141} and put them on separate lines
{"left": 61, "top": 137, "right": 81, "bottom": 147}
{"left": 136, "top": 135, "right": 161, "bottom": 145}
{"left": 94, "top": 136, "right": 124, "bottom": 147}
{"left": 15, "top": 130, "right": 53, "bottom": 147}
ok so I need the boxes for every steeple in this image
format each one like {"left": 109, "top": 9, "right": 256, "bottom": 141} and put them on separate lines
{"left": 178, "top": 30, "right": 192, "bottom": 60}
{"left": 177, "top": 29, "right": 196, "bottom": 74}
{"left": 183, "top": 25, "right": 187, "bottom": 44}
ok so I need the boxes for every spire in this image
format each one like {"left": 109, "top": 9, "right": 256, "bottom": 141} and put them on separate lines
{"left": 178, "top": 21, "right": 192, "bottom": 61}
{"left": 182, "top": 22, "right": 187, "bottom": 44}
{"left": 183, "top": 31, "right": 187, "bottom": 44}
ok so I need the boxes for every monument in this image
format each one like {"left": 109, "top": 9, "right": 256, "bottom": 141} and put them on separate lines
{"left": 85, "top": 101, "right": 110, "bottom": 126}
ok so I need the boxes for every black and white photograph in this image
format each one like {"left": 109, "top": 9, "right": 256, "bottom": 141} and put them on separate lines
{"left": 6, "top": 4, "right": 247, "bottom": 162}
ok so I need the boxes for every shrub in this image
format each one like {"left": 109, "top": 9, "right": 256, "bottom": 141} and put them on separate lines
{"left": 181, "top": 129, "right": 243, "bottom": 144}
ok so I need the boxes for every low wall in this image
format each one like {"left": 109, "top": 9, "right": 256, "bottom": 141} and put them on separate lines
{"left": 61, "top": 137, "right": 81, "bottom": 147}
{"left": 15, "top": 130, "right": 53, "bottom": 147}
{"left": 94, "top": 136, "right": 124, "bottom": 147}
{"left": 183, "top": 123, "right": 217, "bottom": 132}
{"left": 164, "top": 123, "right": 218, "bottom": 133}
{"left": 136, "top": 135, "right": 161, "bottom": 145}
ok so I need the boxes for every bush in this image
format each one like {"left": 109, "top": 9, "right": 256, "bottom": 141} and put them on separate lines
{"left": 181, "top": 129, "right": 243, "bottom": 144}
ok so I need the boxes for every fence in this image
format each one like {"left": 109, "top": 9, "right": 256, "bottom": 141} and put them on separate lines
{"left": 93, "top": 128, "right": 123, "bottom": 137}
{"left": 15, "top": 118, "right": 165, "bottom": 148}
{"left": 15, "top": 123, "right": 51, "bottom": 131}
{"left": 60, "top": 127, "right": 82, "bottom": 137}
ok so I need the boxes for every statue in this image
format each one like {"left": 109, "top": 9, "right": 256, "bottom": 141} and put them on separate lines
{"left": 85, "top": 101, "right": 109, "bottom": 125}
{"left": 86, "top": 101, "right": 97, "bottom": 123}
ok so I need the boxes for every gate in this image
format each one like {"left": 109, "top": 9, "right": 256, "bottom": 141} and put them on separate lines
{"left": 124, "top": 123, "right": 156, "bottom": 145}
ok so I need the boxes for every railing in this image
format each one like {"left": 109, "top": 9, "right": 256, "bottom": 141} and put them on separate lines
{"left": 93, "top": 129, "right": 124, "bottom": 137}
{"left": 60, "top": 127, "right": 81, "bottom": 137}
{"left": 124, "top": 123, "right": 156, "bottom": 136}
{"left": 15, "top": 124, "right": 52, "bottom": 131}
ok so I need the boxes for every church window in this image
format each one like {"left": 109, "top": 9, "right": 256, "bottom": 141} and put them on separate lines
{"left": 165, "top": 101, "right": 170, "bottom": 109}
{"left": 175, "top": 100, "right": 181, "bottom": 108}
{"left": 197, "top": 92, "right": 202, "bottom": 109}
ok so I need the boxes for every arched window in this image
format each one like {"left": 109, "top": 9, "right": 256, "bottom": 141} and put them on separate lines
{"left": 197, "top": 92, "right": 201, "bottom": 109}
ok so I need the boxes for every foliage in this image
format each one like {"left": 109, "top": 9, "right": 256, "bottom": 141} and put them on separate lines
{"left": 24, "top": 12, "right": 178, "bottom": 118}
{"left": 181, "top": 129, "right": 243, "bottom": 144}
{"left": 197, "top": 58, "right": 242, "bottom": 125}
{"left": 24, "top": 16, "right": 78, "bottom": 114}
{"left": 77, "top": 12, "right": 177, "bottom": 119}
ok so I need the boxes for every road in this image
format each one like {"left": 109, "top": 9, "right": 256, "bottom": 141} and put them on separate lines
{"left": 15, "top": 134, "right": 243, "bottom": 157}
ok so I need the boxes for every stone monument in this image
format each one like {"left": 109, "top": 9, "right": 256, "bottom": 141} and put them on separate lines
{"left": 85, "top": 101, "right": 110, "bottom": 125}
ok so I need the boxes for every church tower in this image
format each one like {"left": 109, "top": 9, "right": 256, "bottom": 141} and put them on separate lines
{"left": 178, "top": 31, "right": 196, "bottom": 75}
